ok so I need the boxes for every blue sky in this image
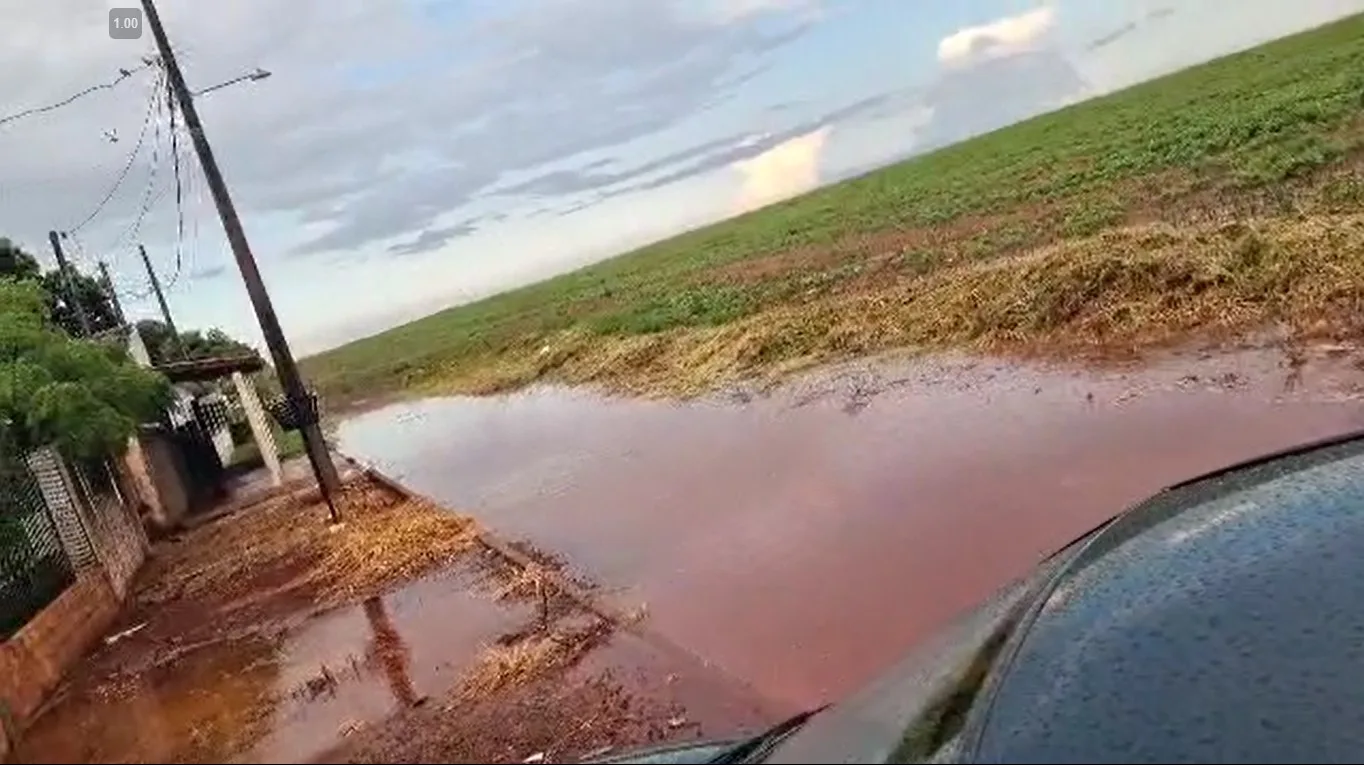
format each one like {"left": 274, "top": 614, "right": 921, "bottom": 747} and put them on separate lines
{"left": 2, "top": 0, "right": 1361, "bottom": 354}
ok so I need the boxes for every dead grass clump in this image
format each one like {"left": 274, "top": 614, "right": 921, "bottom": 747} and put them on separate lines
{"left": 136, "top": 476, "right": 477, "bottom": 618}
{"left": 420, "top": 212, "right": 1364, "bottom": 399}
{"left": 458, "top": 620, "right": 611, "bottom": 699}
{"left": 903, "top": 213, "right": 1364, "bottom": 347}
{"left": 492, "top": 564, "right": 551, "bottom": 602}
{"left": 316, "top": 494, "right": 479, "bottom": 602}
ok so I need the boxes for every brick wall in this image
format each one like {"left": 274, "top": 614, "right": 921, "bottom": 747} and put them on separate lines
{"left": 137, "top": 429, "right": 191, "bottom": 531}
{"left": 0, "top": 447, "right": 152, "bottom": 760}
{"left": 118, "top": 438, "right": 164, "bottom": 528}
{"left": 0, "top": 573, "right": 120, "bottom": 760}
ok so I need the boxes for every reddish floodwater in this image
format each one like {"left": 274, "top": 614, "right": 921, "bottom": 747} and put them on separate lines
{"left": 338, "top": 349, "right": 1364, "bottom": 710}
{"left": 16, "top": 555, "right": 780, "bottom": 764}
{"left": 16, "top": 563, "right": 530, "bottom": 764}
{"left": 243, "top": 566, "right": 528, "bottom": 764}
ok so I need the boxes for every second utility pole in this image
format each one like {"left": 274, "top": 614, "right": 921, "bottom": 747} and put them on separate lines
{"left": 48, "top": 231, "right": 91, "bottom": 337}
{"left": 97, "top": 260, "right": 127, "bottom": 326}
{"left": 137, "top": 244, "right": 183, "bottom": 358}
{"left": 141, "top": 0, "right": 343, "bottom": 520}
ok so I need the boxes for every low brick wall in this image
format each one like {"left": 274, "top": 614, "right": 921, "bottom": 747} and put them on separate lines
{"left": 0, "top": 573, "right": 121, "bottom": 760}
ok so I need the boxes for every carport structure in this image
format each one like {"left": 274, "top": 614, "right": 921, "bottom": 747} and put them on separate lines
{"left": 125, "top": 352, "right": 285, "bottom": 530}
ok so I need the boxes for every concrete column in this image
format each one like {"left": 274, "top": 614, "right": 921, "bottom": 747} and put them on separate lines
{"left": 120, "top": 435, "right": 165, "bottom": 529}
{"left": 232, "top": 371, "right": 282, "bottom": 487}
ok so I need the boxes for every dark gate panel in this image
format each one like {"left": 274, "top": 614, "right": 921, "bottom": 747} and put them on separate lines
{"left": 0, "top": 461, "right": 75, "bottom": 640}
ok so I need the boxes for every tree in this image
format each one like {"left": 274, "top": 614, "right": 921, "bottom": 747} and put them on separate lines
{"left": 0, "top": 238, "right": 40, "bottom": 281}
{"left": 0, "top": 238, "right": 121, "bottom": 338}
{"left": 41, "top": 269, "right": 122, "bottom": 336}
{"left": 134, "top": 319, "right": 257, "bottom": 366}
{"left": 0, "top": 278, "right": 172, "bottom": 460}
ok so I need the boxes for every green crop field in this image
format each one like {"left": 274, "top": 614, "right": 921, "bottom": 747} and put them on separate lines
{"left": 304, "top": 13, "right": 1364, "bottom": 411}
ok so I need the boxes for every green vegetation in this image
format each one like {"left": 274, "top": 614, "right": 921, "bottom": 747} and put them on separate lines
{"left": 304, "top": 13, "right": 1364, "bottom": 408}
{"left": 135, "top": 319, "right": 258, "bottom": 367}
{"left": 1, "top": 238, "right": 123, "bottom": 338}
{"left": 228, "top": 426, "right": 304, "bottom": 468}
{"left": 0, "top": 279, "right": 172, "bottom": 459}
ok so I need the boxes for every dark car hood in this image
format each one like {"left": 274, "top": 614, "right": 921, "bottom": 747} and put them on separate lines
{"left": 961, "top": 436, "right": 1364, "bottom": 762}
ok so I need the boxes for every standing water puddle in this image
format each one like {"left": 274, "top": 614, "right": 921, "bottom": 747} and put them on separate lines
{"left": 15, "top": 560, "right": 536, "bottom": 764}
{"left": 338, "top": 350, "right": 1364, "bottom": 709}
{"left": 244, "top": 564, "right": 533, "bottom": 763}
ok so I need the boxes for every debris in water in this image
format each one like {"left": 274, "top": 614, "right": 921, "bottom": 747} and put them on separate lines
{"left": 523, "top": 752, "right": 546, "bottom": 763}
{"left": 104, "top": 622, "right": 147, "bottom": 645}
{"left": 1318, "top": 343, "right": 1352, "bottom": 357}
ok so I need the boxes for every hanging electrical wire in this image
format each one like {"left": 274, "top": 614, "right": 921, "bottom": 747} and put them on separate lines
{"left": 161, "top": 77, "right": 187, "bottom": 291}
{"left": 106, "top": 237, "right": 156, "bottom": 301}
{"left": 104, "top": 84, "right": 168, "bottom": 256}
{"left": 66, "top": 67, "right": 167, "bottom": 235}
{"left": 0, "top": 59, "right": 156, "bottom": 129}
{"left": 62, "top": 230, "right": 90, "bottom": 267}
{"left": 110, "top": 110, "right": 197, "bottom": 301}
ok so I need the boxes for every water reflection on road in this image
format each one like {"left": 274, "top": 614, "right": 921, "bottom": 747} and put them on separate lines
{"left": 338, "top": 349, "right": 1364, "bottom": 710}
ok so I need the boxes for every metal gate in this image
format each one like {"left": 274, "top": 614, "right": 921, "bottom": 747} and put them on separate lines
{"left": 0, "top": 459, "right": 77, "bottom": 640}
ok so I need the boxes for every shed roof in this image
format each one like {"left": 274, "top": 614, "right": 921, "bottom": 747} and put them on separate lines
{"left": 154, "top": 354, "right": 265, "bottom": 383}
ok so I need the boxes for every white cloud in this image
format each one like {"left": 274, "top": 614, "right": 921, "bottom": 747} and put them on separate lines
{"left": 937, "top": 6, "right": 1057, "bottom": 66}
{"left": 704, "top": 0, "right": 822, "bottom": 24}
{"left": 733, "top": 126, "right": 831, "bottom": 213}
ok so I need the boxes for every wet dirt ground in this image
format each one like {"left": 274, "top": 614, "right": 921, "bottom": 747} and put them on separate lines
{"left": 338, "top": 345, "right": 1364, "bottom": 713}
{"left": 12, "top": 478, "right": 778, "bottom": 765}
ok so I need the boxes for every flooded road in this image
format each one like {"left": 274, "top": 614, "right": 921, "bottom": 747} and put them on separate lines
{"left": 16, "top": 562, "right": 529, "bottom": 764}
{"left": 338, "top": 348, "right": 1364, "bottom": 711}
{"left": 17, "top": 552, "right": 777, "bottom": 764}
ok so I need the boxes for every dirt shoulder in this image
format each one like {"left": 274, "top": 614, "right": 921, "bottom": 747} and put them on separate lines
{"left": 11, "top": 476, "right": 776, "bottom": 764}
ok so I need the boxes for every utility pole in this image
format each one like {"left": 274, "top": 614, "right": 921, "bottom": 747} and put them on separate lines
{"left": 141, "top": 0, "right": 343, "bottom": 520}
{"left": 97, "top": 260, "right": 126, "bottom": 326}
{"left": 137, "top": 244, "right": 183, "bottom": 358}
{"left": 48, "top": 230, "right": 91, "bottom": 337}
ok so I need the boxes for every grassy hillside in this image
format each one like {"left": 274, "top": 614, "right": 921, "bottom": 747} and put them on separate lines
{"left": 305, "top": 13, "right": 1364, "bottom": 409}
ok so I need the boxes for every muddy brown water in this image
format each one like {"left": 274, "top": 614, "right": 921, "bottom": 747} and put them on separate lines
{"left": 15, "top": 562, "right": 532, "bottom": 764}
{"left": 15, "top": 553, "right": 776, "bottom": 765}
{"left": 337, "top": 348, "right": 1364, "bottom": 712}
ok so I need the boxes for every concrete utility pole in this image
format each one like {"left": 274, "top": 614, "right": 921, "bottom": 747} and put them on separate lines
{"left": 48, "top": 230, "right": 91, "bottom": 337}
{"left": 137, "top": 244, "right": 183, "bottom": 358}
{"left": 141, "top": 0, "right": 343, "bottom": 521}
{"left": 97, "top": 260, "right": 126, "bottom": 326}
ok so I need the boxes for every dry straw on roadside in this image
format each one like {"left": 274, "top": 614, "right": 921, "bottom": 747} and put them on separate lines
{"left": 429, "top": 212, "right": 1364, "bottom": 400}
{"left": 137, "top": 477, "right": 478, "bottom": 618}
{"left": 458, "top": 619, "right": 611, "bottom": 699}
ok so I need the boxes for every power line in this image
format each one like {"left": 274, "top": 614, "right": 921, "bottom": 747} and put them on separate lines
{"left": 67, "top": 67, "right": 166, "bottom": 235}
{"left": 164, "top": 73, "right": 186, "bottom": 290}
{"left": 0, "top": 60, "right": 155, "bottom": 129}
{"left": 185, "top": 124, "right": 203, "bottom": 281}
{"left": 105, "top": 85, "right": 168, "bottom": 255}
{"left": 62, "top": 231, "right": 88, "bottom": 265}
{"left": 108, "top": 118, "right": 198, "bottom": 301}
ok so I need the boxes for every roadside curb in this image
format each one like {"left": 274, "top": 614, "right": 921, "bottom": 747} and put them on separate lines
{"left": 338, "top": 454, "right": 634, "bottom": 628}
